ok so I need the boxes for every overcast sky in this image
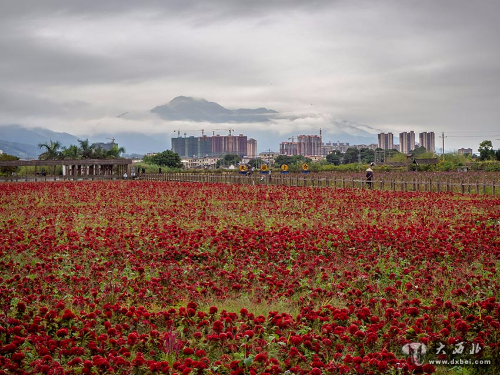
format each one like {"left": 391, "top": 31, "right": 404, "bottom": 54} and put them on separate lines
{"left": 1, "top": 0, "right": 500, "bottom": 151}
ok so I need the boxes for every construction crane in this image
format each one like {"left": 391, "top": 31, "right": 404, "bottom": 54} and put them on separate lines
{"left": 195, "top": 129, "right": 205, "bottom": 136}
{"left": 212, "top": 128, "right": 235, "bottom": 136}
{"left": 174, "top": 129, "right": 181, "bottom": 137}
{"left": 106, "top": 137, "right": 116, "bottom": 145}
{"left": 288, "top": 136, "right": 295, "bottom": 143}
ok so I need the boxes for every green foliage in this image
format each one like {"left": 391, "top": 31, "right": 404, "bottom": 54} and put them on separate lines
{"left": 61, "top": 145, "right": 80, "bottom": 159}
{"left": 326, "top": 150, "right": 341, "bottom": 165}
{"left": 274, "top": 155, "right": 293, "bottom": 168}
{"left": 436, "top": 161, "right": 454, "bottom": 171}
{"left": 478, "top": 140, "right": 494, "bottom": 161}
{"left": 42, "top": 138, "right": 126, "bottom": 160}
{"left": 359, "top": 148, "right": 375, "bottom": 164}
{"left": 274, "top": 155, "right": 311, "bottom": 168}
{"left": 38, "top": 140, "right": 62, "bottom": 160}
{"left": 410, "top": 146, "right": 427, "bottom": 157}
{"left": 481, "top": 161, "right": 500, "bottom": 171}
{"left": 216, "top": 154, "right": 241, "bottom": 168}
{"left": 105, "top": 144, "right": 126, "bottom": 159}
{"left": 247, "top": 158, "right": 260, "bottom": 168}
{"left": 0, "top": 153, "right": 20, "bottom": 175}
{"left": 386, "top": 152, "right": 407, "bottom": 163}
{"left": 343, "top": 147, "right": 359, "bottom": 164}
{"left": 145, "top": 150, "right": 183, "bottom": 168}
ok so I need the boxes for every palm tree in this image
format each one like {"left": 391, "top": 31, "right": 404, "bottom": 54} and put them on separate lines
{"left": 38, "top": 140, "right": 62, "bottom": 176}
{"left": 62, "top": 145, "right": 80, "bottom": 159}
{"left": 78, "top": 139, "right": 95, "bottom": 159}
{"left": 38, "top": 140, "right": 62, "bottom": 160}
{"left": 106, "top": 145, "right": 126, "bottom": 159}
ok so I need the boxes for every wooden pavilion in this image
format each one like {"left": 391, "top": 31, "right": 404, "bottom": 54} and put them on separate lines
{"left": 0, "top": 158, "right": 132, "bottom": 178}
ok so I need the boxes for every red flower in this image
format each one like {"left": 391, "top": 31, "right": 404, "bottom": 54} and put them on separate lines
{"left": 213, "top": 320, "right": 224, "bottom": 332}
{"left": 56, "top": 328, "right": 68, "bottom": 337}
{"left": 209, "top": 306, "right": 218, "bottom": 314}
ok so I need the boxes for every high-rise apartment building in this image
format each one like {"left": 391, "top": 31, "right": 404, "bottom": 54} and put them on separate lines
{"left": 378, "top": 133, "right": 394, "bottom": 150}
{"left": 279, "top": 142, "right": 299, "bottom": 155}
{"left": 418, "top": 132, "right": 435, "bottom": 152}
{"left": 399, "top": 131, "right": 416, "bottom": 153}
{"left": 184, "top": 136, "right": 198, "bottom": 157}
{"left": 171, "top": 137, "right": 186, "bottom": 156}
{"left": 247, "top": 138, "right": 257, "bottom": 158}
{"left": 172, "top": 133, "right": 250, "bottom": 157}
{"left": 280, "top": 135, "right": 322, "bottom": 156}
{"left": 297, "top": 135, "right": 322, "bottom": 156}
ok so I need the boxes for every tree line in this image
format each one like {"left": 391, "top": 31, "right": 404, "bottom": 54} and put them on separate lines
{"left": 37, "top": 139, "right": 125, "bottom": 160}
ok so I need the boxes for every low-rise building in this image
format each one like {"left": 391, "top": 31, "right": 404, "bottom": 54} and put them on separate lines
{"left": 458, "top": 148, "right": 473, "bottom": 156}
{"left": 182, "top": 156, "right": 220, "bottom": 169}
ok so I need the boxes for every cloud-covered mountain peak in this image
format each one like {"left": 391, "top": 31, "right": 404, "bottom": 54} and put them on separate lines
{"left": 151, "top": 96, "right": 278, "bottom": 123}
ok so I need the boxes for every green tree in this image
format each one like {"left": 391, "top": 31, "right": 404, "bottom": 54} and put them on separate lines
{"left": 360, "top": 148, "right": 375, "bottom": 164}
{"left": 247, "top": 158, "right": 261, "bottom": 169}
{"left": 93, "top": 146, "right": 108, "bottom": 159}
{"left": 326, "top": 150, "right": 342, "bottom": 165}
{"left": 149, "top": 150, "right": 183, "bottom": 168}
{"left": 411, "top": 146, "right": 427, "bottom": 157}
{"left": 105, "top": 144, "right": 126, "bottom": 159}
{"left": 274, "top": 155, "right": 293, "bottom": 168}
{"left": 78, "top": 139, "right": 95, "bottom": 159}
{"left": 38, "top": 140, "right": 62, "bottom": 160}
{"left": 478, "top": 140, "right": 494, "bottom": 161}
{"left": 216, "top": 154, "right": 241, "bottom": 168}
{"left": 62, "top": 145, "right": 80, "bottom": 159}
{"left": 495, "top": 149, "right": 500, "bottom": 161}
{"left": 343, "top": 147, "right": 359, "bottom": 164}
{"left": 0, "top": 153, "right": 19, "bottom": 175}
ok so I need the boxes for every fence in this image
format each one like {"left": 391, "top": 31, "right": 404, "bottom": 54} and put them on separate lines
{"left": 1, "top": 173, "right": 499, "bottom": 195}
{"left": 139, "top": 173, "right": 500, "bottom": 196}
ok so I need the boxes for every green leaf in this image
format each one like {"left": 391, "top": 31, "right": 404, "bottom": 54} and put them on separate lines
{"left": 243, "top": 356, "right": 254, "bottom": 366}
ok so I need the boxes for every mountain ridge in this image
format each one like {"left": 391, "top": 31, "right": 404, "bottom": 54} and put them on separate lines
{"left": 151, "top": 96, "right": 278, "bottom": 123}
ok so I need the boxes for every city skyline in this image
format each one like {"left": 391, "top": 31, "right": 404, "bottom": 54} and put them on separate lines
{"left": 1, "top": 1, "right": 500, "bottom": 153}
{"left": 170, "top": 129, "right": 447, "bottom": 159}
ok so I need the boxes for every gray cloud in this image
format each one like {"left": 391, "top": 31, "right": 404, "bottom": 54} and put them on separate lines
{"left": 1, "top": 0, "right": 500, "bottom": 152}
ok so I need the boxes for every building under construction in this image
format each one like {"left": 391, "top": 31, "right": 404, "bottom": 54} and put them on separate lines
{"left": 279, "top": 133, "right": 323, "bottom": 157}
{"left": 172, "top": 133, "right": 256, "bottom": 158}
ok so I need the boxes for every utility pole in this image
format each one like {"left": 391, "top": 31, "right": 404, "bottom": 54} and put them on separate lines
{"left": 440, "top": 132, "right": 447, "bottom": 160}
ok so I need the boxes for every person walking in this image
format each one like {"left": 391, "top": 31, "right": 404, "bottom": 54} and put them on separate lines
{"left": 366, "top": 162, "right": 374, "bottom": 189}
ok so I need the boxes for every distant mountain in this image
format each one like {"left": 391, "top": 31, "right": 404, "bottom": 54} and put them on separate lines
{"left": 151, "top": 96, "right": 278, "bottom": 123}
{"left": 0, "top": 124, "right": 169, "bottom": 158}
{"left": 0, "top": 139, "right": 39, "bottom": 159}
{"left": 0, "top": 124, "right": 80, "bottom": 148}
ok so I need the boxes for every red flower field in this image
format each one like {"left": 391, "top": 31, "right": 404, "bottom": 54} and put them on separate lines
{"left": 1, "top": 181, "right": 499, "bottom": 374}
